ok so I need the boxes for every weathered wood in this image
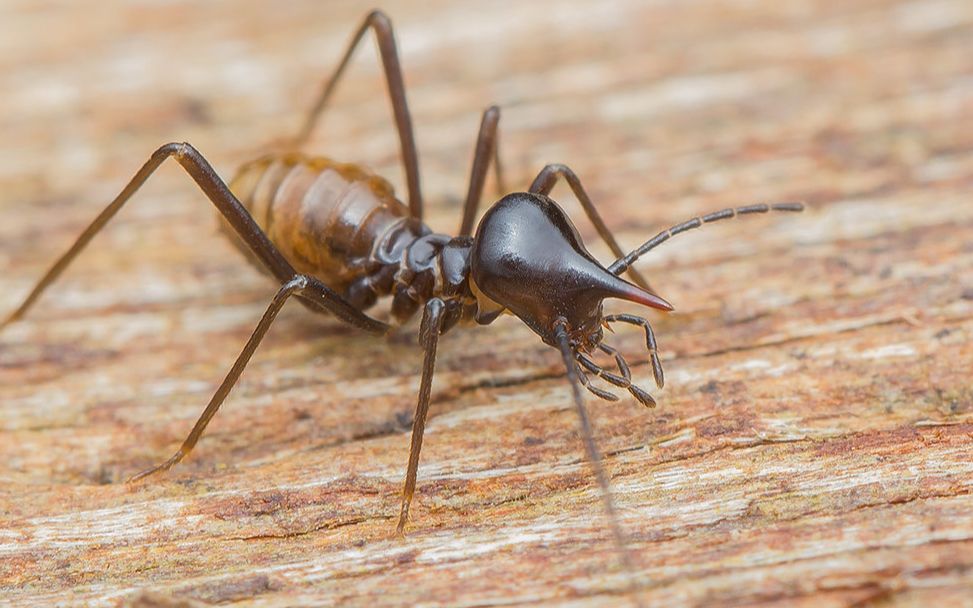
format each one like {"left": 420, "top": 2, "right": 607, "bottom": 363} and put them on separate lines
{"left": 1, "top": 1, "right": 972, "bottom": 606}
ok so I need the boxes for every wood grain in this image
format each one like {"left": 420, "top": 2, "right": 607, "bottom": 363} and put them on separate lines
{"left": 1, "top": 1, "right": 971, "bottom": 606}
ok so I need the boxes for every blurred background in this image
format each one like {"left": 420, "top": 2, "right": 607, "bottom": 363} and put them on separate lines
{"left": 1, "top": 1, "right": 971, "bottom": 606}
{"left": 2, "top": 0, "right": 969, "bottom": 319}
{"left": 2, "top": 1, "right": 970, "bottom": 305}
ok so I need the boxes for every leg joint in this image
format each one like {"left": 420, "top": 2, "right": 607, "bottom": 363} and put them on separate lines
{"left": 156, "top": 141, "right": 193, "bottom": 161}
{"left": 541, "top": 162, "right": 572, "bottom": 177}
{"left": 282, "top": 274, "right": 309, "bottom": 294}
{"left": 365, "top": 9, "right": 392, "bottom": 33}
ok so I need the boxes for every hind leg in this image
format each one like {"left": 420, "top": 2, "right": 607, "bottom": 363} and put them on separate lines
{"left": 292, "top": 10, "right": 424, "bottom": 219}
{"left": 128, "top": 273, "right": 359, "bottom": 481}
{"left": 1, "top": 142, "right": 388, "bottom": 479}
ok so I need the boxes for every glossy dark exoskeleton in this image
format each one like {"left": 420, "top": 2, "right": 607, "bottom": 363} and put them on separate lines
{"left": 1, "top": 11, "right": 804, "bottom": 605}
{"left": 471, "top": 192, "right": 673, "bottom": 348}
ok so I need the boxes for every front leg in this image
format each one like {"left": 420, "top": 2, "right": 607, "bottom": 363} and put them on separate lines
{"left": 396, "top": 298, "right": 447, "bottom": 534}
{"left": 127, "top": 274, "right": 383, "bottom": 482}
{"left": 552, "top": 318, "right": 645, "bottom": 607}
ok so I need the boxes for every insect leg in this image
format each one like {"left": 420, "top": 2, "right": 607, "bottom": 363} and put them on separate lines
{"left": 396, "top": 297, "right": 447, "bottom": 534}
{"left": 458, "top": 105, "right": 507, "bottom": 237}
{"left": 529, "top": 164, "right": 653, "bottom": 293}
{"left": 1, "top": 142, "right": 387, "bottom": 334}
{"left": 553, "top": 319, "right": 645, "bottom": 607}
{"left": 292, "top": 10, "right": 423, "bottom": 219}
{"left": 129, "top": 274, "right": 334, "bottom": 481}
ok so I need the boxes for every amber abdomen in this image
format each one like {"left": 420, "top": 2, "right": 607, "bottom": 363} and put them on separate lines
{"left": 224, "top": 153, "right": 410, "bottom": 293}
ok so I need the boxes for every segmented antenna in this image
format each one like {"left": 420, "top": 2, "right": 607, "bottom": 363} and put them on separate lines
{"left": 608, "top": 202, "right": 804, "bottom": 276}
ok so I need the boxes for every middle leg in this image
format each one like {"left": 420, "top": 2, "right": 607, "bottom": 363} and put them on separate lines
{"left": 396, "top": 298, "right": 447, "bottom": 534}
{"left": 129, "top": 274, "right": 352, "bottom": 481}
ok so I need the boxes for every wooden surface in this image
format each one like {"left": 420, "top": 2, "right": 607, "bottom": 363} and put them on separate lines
{"left": 2, "top": 1, "right": 972, "bottom": 606}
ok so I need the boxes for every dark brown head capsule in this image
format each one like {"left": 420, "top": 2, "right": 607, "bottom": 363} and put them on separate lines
{"left": 469, "top": 192, "right": 673, "bottom": 350}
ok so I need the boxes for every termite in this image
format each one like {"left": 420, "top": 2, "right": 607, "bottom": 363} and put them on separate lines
{"left": 2, "top": 10, "right": 803, "bottom": 602}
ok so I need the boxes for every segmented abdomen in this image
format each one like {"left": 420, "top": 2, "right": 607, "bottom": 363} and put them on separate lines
{"left": 225, "top": 153, "right": 410, "bottom": 293}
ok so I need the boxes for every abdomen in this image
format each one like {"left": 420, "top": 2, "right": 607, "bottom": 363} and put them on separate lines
{"left": 224, "top": 153, "right": 410, "bottom": 294}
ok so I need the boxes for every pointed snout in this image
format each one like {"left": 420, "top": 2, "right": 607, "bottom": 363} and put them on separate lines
{"left": 610, "top": 279, "right": 674, "bottom": 312}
